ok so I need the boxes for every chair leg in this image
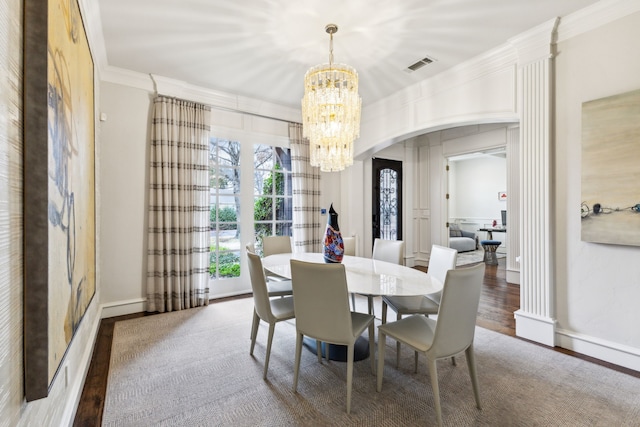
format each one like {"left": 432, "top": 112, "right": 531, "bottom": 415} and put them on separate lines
{"left": 451, "top": 356, "right": 457, "bottom": 366}
{"left": 263, "top": 322, "right": 275, "bottom": 380}
{"left": 346, "top": 344, "right": 354, "bottom": 414}
{"left": 316, "top": 340, "right": 323, "bottom": 363}
{"left": 368, "top": 322, "right": 375, "bottom": 375}
{"left": 351, "top": 293, "right": 356, "bottom": 311}
{"left": 293, "top": 332, "right": 303, "bottom": 392}
{"left": 381, "top": 301, "right": 387, "bottom": 324}
{"left": 376, "top": 332, "right": 386, "bottom": 392}
{"left": 250, "top": 309, "right": 260, "bottom": 355}
{"left": 465, "top": 345, "right": 482, "bottom": 410}
{"left": 396, "top": 312, "right": 402, "bottom": 368}
{"left": 428, "top": 358, "right": 443, "bottom": 427}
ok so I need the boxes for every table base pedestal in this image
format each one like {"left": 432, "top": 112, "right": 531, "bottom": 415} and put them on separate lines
{"left": 302, "top": 336, "right": 370, "bottom": 362}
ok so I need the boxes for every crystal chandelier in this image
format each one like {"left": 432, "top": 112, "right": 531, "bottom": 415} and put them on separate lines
{"left": 301, "top": 24, "right": 361, "bottom": 172}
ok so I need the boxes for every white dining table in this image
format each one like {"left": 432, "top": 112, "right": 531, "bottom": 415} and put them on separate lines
{"left": 262, "top": 253, "right": 442, "bottom": 297}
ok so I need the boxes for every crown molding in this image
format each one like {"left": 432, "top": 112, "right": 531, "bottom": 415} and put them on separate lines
{"left": 100, "top": 67, "right": 300, "bottom": 122}
{"left": 101, "top": 66, "right": 155, "bottom": 92}
{"left": 557, "top": 0, "right": 640, "bottom": 43}
{"left": 78, "top": 0, "right": 108, "bottom": 73}
{"left": 508, "top": 17, "right": 560, "bottom": 66}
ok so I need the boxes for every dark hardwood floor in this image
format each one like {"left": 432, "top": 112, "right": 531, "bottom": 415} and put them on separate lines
{"left": 72, "top": 258, "right": 639, "bottom": 426}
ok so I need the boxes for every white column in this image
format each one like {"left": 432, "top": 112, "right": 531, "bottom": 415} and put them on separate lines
{"left": 509, "top": 18, "right": 559, "bottom": 346}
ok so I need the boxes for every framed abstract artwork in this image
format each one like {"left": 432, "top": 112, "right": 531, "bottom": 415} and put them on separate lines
{"left": 581, "top": 88, "right": 640, "bottom": 247}
{"left": 24, "top": 0, "right": 96, "bottom": 401}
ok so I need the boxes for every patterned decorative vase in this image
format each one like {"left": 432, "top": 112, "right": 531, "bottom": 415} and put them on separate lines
{"left": 323, "top": 204, "right": 344, "bottom": 263}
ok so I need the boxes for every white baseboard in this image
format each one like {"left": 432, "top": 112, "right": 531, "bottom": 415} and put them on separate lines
{"left": 556, "top": 328, "right": 640, "bottom": 372}
{"left": 514, "top": 310, "right": 557, "bottom": 346}
{"left": 506, "top": 268, "right": 520, "bottom": 284}
{"left": 101, "top": 298, "right": 146, "bottom": 318}
{"left": 63, "top": 304, "right": 103, "bottom": 426}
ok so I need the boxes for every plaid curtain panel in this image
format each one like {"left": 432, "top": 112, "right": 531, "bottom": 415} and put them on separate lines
{"left": 289, "top": 123, "right": 322, "bottom": 253}
{"left": 147, "top": 96, "right": 211, "bottom": 312}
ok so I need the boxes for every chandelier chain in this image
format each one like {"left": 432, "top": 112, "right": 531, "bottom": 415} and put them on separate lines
{"left": 329, "top": 32, "right": 334, "bottom": 67}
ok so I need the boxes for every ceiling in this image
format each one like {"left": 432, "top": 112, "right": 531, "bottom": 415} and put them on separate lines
{"left": 96, "top": 0, "right": 599, "bottom": 109}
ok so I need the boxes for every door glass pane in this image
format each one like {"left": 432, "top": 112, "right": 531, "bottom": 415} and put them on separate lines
{"left": 215, "top": 250, "right": 241, "bottom": 278}
{"left": 276, "top": 197, "right": 292, "bottom": 220}
{"left": 276, "top": 222, "right": 292, "bottom": 237}
{"left": 210, "top": 138, "right": 241, "bottom": 279}
{"left": 380, "top": 168, "right": 399, "bottom": 240}
{"left": 254, "top": 196, "right": 273, "bottom": 220}
{"left": 253, "top": 144, "right": 292, "bottom": 251}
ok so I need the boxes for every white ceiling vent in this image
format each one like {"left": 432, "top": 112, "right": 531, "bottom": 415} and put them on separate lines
{"left": 404, "top": 56, "right": 436, "bottom": 73}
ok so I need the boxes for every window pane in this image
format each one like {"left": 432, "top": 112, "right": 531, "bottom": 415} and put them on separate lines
{"left": 273, "top": 172, "right": 286, "bottom": 196}
{"left": 254, "top": 196, "right": 273, "bottom": 220}
{"left": 209, "top": 230, "right": 218, "bottom": 252}
{"left": 218, "top": 168, "right": 239, "bottom": 193}
{"left": 275, "top": 147, "right": 291, "bottom": 171}
{"left": 253, "top": 169, "right": 271, "bottom": 196}
{"left": 217, "top": 251, "right": 241, "bottom": 278}
{"left": 217, "top": 204, "right": 238, "bottom": 226}
{"left": 275, "top": 197, "right": 292, "bottom": 220}
{"left": 276, "top": 222, "right": 292, "bottom": 236}
{"left": 254, "top": 222, "right": 271, "bottom": 237}
{"left": 254, "top": 223, "right": 272, "bottom": 255}
{"left": 254, "top": 144, "right": 273, "bottom": 170}
{"left": 284, "top": 172, "right": 292, "bottom": 196}
{"left": 210, "top": 137, "right": 241, "bottom": 280}
{"left": 218, "top": 140, "right": 240, "bottom": 167}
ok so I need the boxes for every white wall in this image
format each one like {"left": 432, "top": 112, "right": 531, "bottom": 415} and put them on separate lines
{"left": 449, "top": 156, "right": 507, "bottom": 225}
{"left": 449, "top": 155, "right": 507, "bottom": 251}
{"left": 0, "top": 1, "right": 25, "bottom": 423}
{"left": 99, "top": 82, "right": 152, "bottom": 316}
{"left": 555, "top": 11, "right": 640, "bottom": 356}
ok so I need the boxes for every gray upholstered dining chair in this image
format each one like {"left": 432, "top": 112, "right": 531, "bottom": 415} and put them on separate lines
{"left": 342, "top": 235, "right": 358, "bottom": 310}
{"left": 381, "top": 244, "right": 457, "bottom": 367}
{"left": 372, "top": 238, "right": 405, "bottom": 265}
{"left": 247, "top": 251, "right": 295, "bottom": 380}
{"left": 246, "top": 242, "right": 292, "bottom": 296}
{"left": 361, "top": 238, "right": 405, "bottom": 316}
{"left": 262, "top": 235, "right": 292, "bottom": 257}
{"left": 343, "top": 234, "right": 357, "bottom": 257}
{"left": 258, "top": 235, "right": 293, "bottom": 283}
{"left": 290, "top": 259, "right": 375, "bottom": 414}
{"left": 376, "top": 263, "right": 485, "bottom": 427}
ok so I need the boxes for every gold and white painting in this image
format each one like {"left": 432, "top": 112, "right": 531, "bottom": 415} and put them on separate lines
{"left": 47, "top": 0, "right": 96, "bottom": 380}
{"left": 24, "top": 0, "right": 95, "bottom": 400}
{"left": 581, "top": 88, "right": 640, "bottom": 246}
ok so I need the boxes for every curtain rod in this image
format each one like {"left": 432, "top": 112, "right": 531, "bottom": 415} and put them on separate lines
{"left": 150, "top": 75, "right": 301, "bottom": 125}
{"left": 209, "top": 103, "right": 302, "bottom": 125}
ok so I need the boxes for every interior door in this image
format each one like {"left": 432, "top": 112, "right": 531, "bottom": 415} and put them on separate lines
{"left": 372, "top": 158, "right": 402, "bottom": 243}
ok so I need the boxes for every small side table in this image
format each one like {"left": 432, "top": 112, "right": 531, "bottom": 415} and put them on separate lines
{"left": 480, "top": 240, "right": 501, "bottom": 265}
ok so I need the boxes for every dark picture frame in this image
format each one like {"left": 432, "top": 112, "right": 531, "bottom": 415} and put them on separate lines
{"left": 24, "top": 0, "right": 96, "bottom": 401}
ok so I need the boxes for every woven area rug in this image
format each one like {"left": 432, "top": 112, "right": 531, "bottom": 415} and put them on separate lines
{"left": 456, "top": 249, "right": 505, "bottom": 266}
{"left": 103, "top": 297, "right": 640, "bottom": 426}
